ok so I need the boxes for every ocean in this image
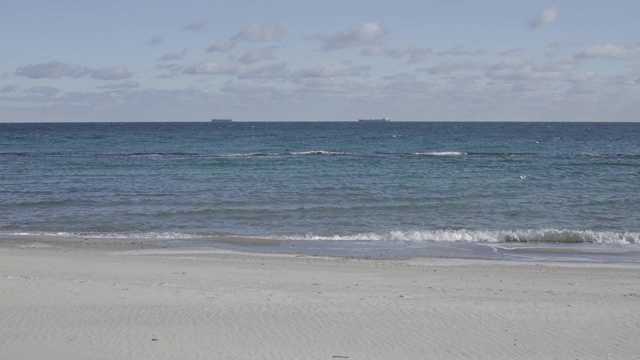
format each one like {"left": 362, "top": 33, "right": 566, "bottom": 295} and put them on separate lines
{"left": 2, "top": 121, "right": 640, "bottom": 262}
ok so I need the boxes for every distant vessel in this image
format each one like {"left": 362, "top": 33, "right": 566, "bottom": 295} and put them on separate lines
{"left": 211, "top": 119, "right": 232, "bottom": 122}
{"left": 358, "top": 117, "right": 390, "bottom": 122}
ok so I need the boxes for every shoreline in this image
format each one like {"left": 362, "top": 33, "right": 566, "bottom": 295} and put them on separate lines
{"left": 2, "top": 237, "right": 640, "bottom": 359}
{"left": 3, "top": 233, "right": 640, "bottom": 264}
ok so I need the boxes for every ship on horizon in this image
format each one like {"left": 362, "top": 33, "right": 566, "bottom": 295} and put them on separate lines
{"left": 358, "top": 117, "right": 390, "bottom": 122}
{"left": 211, "top": 118, "right": 232, "bottom": 122}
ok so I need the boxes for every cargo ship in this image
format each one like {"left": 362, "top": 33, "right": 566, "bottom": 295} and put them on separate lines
{"left": 211, "top": 119, "right": 232, "bottom": 122}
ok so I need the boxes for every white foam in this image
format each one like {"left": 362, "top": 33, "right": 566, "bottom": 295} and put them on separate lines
{"left": 4, "top": 231, "right": 204, "bottom": 240}
{"left": 414, "top": 151, "right": 467, "bottom": 156}
{"left": 290, "top": 150, "right": 351, "bottom": 156}
{"left": 283, "top": 229, "right": 640, "bottom": 245}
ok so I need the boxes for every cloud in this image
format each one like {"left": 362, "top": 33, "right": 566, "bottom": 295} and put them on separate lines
{"left": 315, "top": 22, "right": 387, "bottom": 50}
{"left": 417, "top": 61, "right": 481, "bottom": 75}
{"left": 485, "top": 58, "right": 576, "bottom": 81}
{"left": 183, "top": 21, "right": 207, "bottom": 32}
{"left": 361, "top": 45, "right": 431, "bottom": 63}
{"left": 233, "top": 23, "right": 284, "bottom": 42}
{"left": 296, "top": 60, "right": 370, "bottom": 78}
{"left": 207, "top": 39, "right": 237, "bottom": 53}
{"left": 91, "top": 66, "right": 133, "bottom": 80}
{"left": 1, "top": 85, "right": 18, "bottom": 93}
{"left": 239, "top": 46, "right": 276, "bottom": 64}
{"left": 499, "top": 47, "right": 526, "bottom": 56}
{"left": 97, "top": 81, "right": 140, "bottom": 90}
{"left": 576, "top": 43, "right": 640, "bottom": 60}
{"left": 184, "top": 61, "right": 247, "bottom": 75}
{"left": 15, "top": 61, "right": 90, "bottom": 79}
{"left": 437, "top": 45, "right": 486, "bottom": 57}
{"left": 545, "top": 42, "right": 562, "bottom": 57}
{"left": 148, "top": 35, "right": 163, "bottom": 46}
{"left": 25, "top": 86, "right": 61, "bottom": 96}
{"left": 529, "top": 6, "right": 559, "bottom": 29}
{"left": 222, "top": 81, "right": 293, "bottom": 101}
{"left": 159, "top": 49, "right": 187, "bottom": 62}
{"left": 3, "top": 87, "right": 229, "bottom": 122}
{"left": 294, "top": 77, "right": 368, "bottom": 95}
{"left": 238, "top": 63, "right": 289, "bottom": 80}
{"left": 155, "top": 64, "right": 183, "bottom": 78}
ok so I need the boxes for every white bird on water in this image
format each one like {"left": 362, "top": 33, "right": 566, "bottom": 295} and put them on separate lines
{"left": 519, "top": 175, "right": 527, "bottom": 180}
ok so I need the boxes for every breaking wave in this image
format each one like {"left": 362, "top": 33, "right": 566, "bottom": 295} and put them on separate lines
{"left": 291, "top": 229, "right": 640, "bottom": 245}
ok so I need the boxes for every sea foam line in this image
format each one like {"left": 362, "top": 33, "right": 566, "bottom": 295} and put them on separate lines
{"left": 288, "top": 229, "right": 640, "bottom": 245}
{"left": 5, "top": 229, "right": 640, "bottom": 245}
{"left": 3, "top": 231, "right": 205, "bottom": 240}
{"left": 413, "top": 151, "right": 467, "bottom": 156}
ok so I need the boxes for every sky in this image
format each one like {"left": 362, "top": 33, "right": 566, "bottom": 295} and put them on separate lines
{"left": 1, "top": 0, "right": 639, "bottom": 122}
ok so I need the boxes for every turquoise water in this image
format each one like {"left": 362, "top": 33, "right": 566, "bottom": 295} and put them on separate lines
{"left": 2, "top": 122, "right": 640, "bottom": 259}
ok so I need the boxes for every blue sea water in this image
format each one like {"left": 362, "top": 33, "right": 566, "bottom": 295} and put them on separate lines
{"left": 2, "top": 122, "right": 640, "bottom": 261}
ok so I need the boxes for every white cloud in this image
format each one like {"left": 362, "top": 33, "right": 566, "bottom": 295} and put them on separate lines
{"left": 296, "top": 60, "right": 370, "bottom": 78}
{"left": 529, "top": 6, "right": 559, "bottom": 29}
{"left": 437, "top": 45, "right": 486, "bottom": 57}
{"left": 15, "top": 61, "right": 90, "bottom": 79}
{"left": 381, "top": 73, "right": 416, "bottom": 82}
{"left": 25, "top": 86, "right": 61, "bottom": 97}
{"left": 485, "top": 58, "right": 575, "bottom": 81}
{"left": 222, "top": 81, "right": 293, "bottom": 101}
{"left": 316, "top": 22, "right": 387, "bottom": 50}
{"left": 418, "top": 61, "right": 480, "bottom": 75}
{"left": 576, "top": 43, "right": 640, "bottom": 60}
{"left": 97, "top": 81, "right": 140, "bottom": 90}
{"left": 155, "top": 64, "right": 182, "bottom": 79}
{"left": 361, "top": 45, "right": 431, "bottom": 63}
{"left": 91, "top": 66, "right": 133, "bottom": 80}
{"left": 6, "top": 87, "right": 224, "bottom": 122}
{"left": 239, "top": 47, "right": 275, "bottom": 64}
{"left": 294, "top": 77, "right": 368, "bottom": 95}
{"left": 16, "top": 62, "right": 133, "bottom": 81}
{"left": 183, "top": 21, "right": 207, "bottom": 32}
{"left": 207, "top": 39, "right": 237, "bottom": 53}
{"left": 158, "top": 49, "right": 187, "bottom": 62}
{"left": 233, "top": 23, "right": 284, "bottom": 42}
{"left": 238, "top": 63, "right": 289, "bottom": 80}
{"left": 184, "top": 61, "right": 247, "bottom": 75}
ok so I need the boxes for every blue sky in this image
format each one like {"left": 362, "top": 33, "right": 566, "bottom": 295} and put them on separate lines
{"left": 1, "top": 0, "right": 639, "bottom": 122}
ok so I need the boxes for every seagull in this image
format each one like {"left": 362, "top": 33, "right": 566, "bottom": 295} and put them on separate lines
{"left": 519, "top": 175, "right": 527, "bottom": 180}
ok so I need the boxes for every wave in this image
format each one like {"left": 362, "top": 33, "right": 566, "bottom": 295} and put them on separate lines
{"left": 8, "top": 200, "right": 77, "bottom": 208}
{"left": 3, "top": 150, "right": 639, "bottom": 159}
{"left": 578, "top": 153, "right": 640, "bottom": 158}
{"left": 288, "top": 229, "right": 640, "bottom": 245}
{"left": 99, "top": 150, "right": 355, "bottom": 159}
{"left": 288, "top": 150, "right": 353, "bottom": 156}
{"left": 5, "top": 229, "right": 640, "bottom": 245}
{"left": 413, "top": 151, "right": 467, "bottom": 156}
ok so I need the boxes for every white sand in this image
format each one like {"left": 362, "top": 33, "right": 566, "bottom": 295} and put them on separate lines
{"left": 2, "top": 239, "right": 640, "bottom": 359}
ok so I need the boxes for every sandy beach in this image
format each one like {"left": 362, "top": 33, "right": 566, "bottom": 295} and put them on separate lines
{"left": 2, "top": 237, "right": 640, "bottom": 359}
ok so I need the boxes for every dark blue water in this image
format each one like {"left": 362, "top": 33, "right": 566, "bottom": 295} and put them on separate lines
{"left": 2, "top": 122, "right": 640, "bottom": 256}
